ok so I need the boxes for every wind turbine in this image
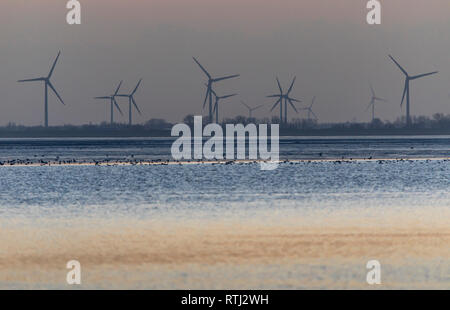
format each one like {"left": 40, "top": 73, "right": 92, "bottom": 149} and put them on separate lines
{"left": 366, "top": 84, "right": 387, "bottom": 122}
{"left": 241, "top": 101, "right": 264, "bottom": 118}
{"left": 209, "top": 87, "right": 237, "bottom": 123}
{"left": 94, "top": 81, "right": 124, "bottom": 125}
{"left": 389, "top": 55, "right": 438, "bottom": 127}
{"left": 18, "top": 51, "right": 65, "bottom": 127}
{"left": 116, "top": 79, "right": 143, "bottom": 125}
{"left": 267, "top": 77, "right": 301, "bottom": 124}
{"left": 193, "top": 57, "right": 240, "bottom": 123}
{"left": 303, "top": 96, "right": 318, "bottom": 121}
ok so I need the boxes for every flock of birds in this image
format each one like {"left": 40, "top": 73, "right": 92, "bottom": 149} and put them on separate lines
{"left": 1, "top": 154, "right": 448, "bottom": 167}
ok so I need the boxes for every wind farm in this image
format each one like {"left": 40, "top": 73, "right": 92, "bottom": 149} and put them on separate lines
{"left": 5, "top": 50, "right": 450, "bottom": 134}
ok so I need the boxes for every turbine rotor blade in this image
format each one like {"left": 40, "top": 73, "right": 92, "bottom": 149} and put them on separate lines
{"left": 401, "top": 81, "right": 408, "bottom": 107}
{"left": 213, "top": 74, "right": 240, "bottom": 82}
{"left": 114, "top": 81, "right": 123, "bottom": 96}
{"left": 253, "top": 105, "right": 264, "bottom": 111}
{"left": 287, "top": 76, "right": 296, "bottom": 94}
{"left": 132, "top": 79, "right": 143, "bottom": 95}
{"left": 270, "top": 99, "right": 281, "bottom": 112}
{"left": 113, "top": 98, "right": 124, "bottom": 115}
{"left": 370, "top": 83, "right": 375, "bottom": 97}
{"left": 276, "top": 77, "right": 283, "bottom": 94}
{"left": 241, "top": 101, "right": 251, "bottom": 109}
{"left": 202, "top": 88, "right": 210, "bottom": 109}
{"left": 289, "top": 97, "right": 302, "bottom": 103}
{"left": 131, "top": 97, "right": 142, "bottom": 115}
{"left": 374, "top": 97, "right": 387, "bottom": 102}
{"left": 389, "top": 55, "right": 408, "bottom": 76}
{"left": 18, "top": 77, "right": 46, "bottom": 82}
{"left": 220, "top": 94, "right": 237, "bottom": 100}
{"left": 288, "top": 99, "right": 298, "bottom": 113}
{"left": 193, "top": 57, "right": 211, "bottom": 79}
{"left": 48, "top": 51, "right": 61, "bottom": 78}
{"left": 410, "top": 71, "right": 438, "bottom": 80}
{"left": 47, "top": 81, "right": 65, "bottom": 105}
{"left": 210, "top": 87, "right": 218, "bottom": 98}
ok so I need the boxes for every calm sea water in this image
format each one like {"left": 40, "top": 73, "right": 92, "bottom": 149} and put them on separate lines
{"left": 0, "top": 136, "right": 449, "bottom": 220}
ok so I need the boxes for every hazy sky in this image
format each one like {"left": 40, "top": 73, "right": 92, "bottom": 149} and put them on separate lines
{"left": 0, "top": 0, "right": 450, "bottom": 126}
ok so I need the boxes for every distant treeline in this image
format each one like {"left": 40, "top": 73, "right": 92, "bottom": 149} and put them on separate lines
{"left": 2, "top": 114, "right": 450, "bottom": 137}
{"left": 0, "top": 119, "right": 172, "bottom": 138}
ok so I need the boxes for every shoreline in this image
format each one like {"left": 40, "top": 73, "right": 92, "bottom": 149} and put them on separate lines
{"left": 3, "top": 129, "right": 450, "bottom": 139}
{"left": 2, "top": 133, "right": 450, "bottom": 140}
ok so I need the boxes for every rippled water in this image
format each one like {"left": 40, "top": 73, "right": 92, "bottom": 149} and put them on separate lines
{"left": 0, "top": 136, "right": 449, "bottom": 220}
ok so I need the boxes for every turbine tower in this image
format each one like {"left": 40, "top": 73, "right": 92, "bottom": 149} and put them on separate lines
{"left": 18, "top": 51, "right": 65, "bottom": 127}
{"left": 210, "top": 88, "right": 237, "bottom": 123}
{"left": 193, "top": 57, "right": 239, "bottom": 123}
{"left": 303, "top": 96, "right": 318, "bottom": 121}
{"left": 389, "top": 55, "right": 438, "bottom": 127}
{"left": 366, "top": 84, "right": 387, "bottom": 122}
{"left": 241, "top": 101, "right": 263, "bottom": 118}
{"left": 267, "top": 77, "right": 301, "bottom": 124}
{"left": 116, "top": 79, "right": 143, "bottom": 125}
{"left": 94, "top": 81, "right": 124, "bottom": 125}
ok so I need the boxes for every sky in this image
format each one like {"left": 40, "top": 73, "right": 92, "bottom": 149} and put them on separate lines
{"left": 0, "top": 0, "right": 450, "bottom": 126}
